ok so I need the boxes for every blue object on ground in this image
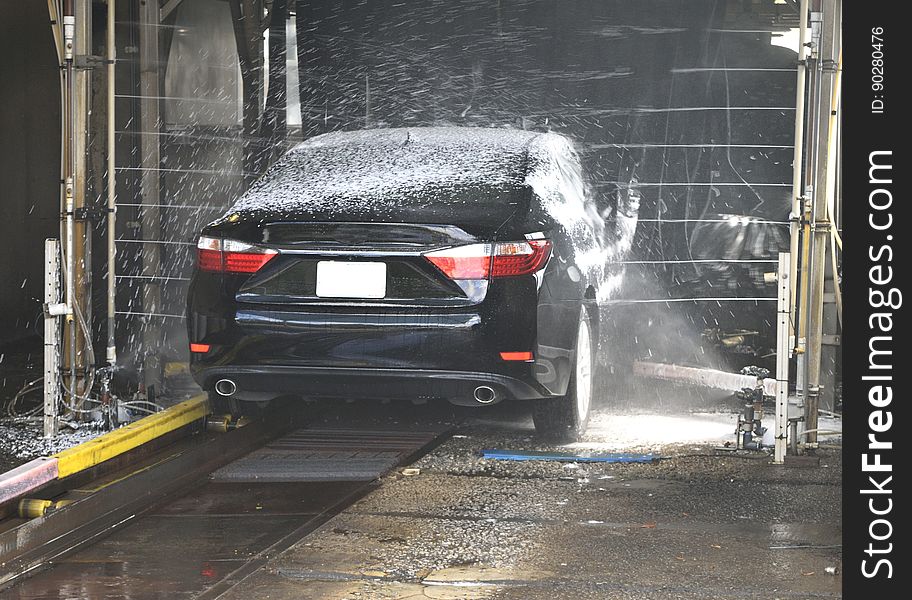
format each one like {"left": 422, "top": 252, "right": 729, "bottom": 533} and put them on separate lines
{"left": 480, "top": 449, "right": 658, "bottom": 463}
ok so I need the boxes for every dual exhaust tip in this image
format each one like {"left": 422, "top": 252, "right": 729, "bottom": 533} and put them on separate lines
{"left": 215, "top": 378, "right": 497, "bottom": 405}
{"left": 214, "top": 378, "right": 237, "bottom": 397}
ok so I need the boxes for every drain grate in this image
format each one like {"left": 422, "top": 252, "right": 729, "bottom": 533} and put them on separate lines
{"left": 210, "top": 428, "right": 444, "bottom": 482}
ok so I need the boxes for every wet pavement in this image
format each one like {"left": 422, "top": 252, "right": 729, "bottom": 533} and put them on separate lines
{"left": 216, "top": 436, "right": 841, "bottom": 599}
{"left": 5, "top": 386, "right": 842, "bottom": 599}
{"left": 6, "top": 481, "right": 366, "bottom": 599}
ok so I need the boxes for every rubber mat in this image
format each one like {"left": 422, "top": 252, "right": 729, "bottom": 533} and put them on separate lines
{"left": 210, "top": 428, "right": 444, "bottom": 482}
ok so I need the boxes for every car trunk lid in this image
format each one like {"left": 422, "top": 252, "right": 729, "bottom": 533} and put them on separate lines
{"left": 231, "top": 222, "right": 492, "bottom": 307}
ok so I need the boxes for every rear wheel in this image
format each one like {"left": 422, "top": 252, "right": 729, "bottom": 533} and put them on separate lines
{"left": 533, "top": 307, "right": 593, "bottom": 442}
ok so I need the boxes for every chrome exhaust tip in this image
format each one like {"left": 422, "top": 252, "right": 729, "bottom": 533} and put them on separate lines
{"left": 214, "top": 378, "right": 237, "bottom": 397}
{"left": 473, "top": 385, "right": 497, "bottom": 404}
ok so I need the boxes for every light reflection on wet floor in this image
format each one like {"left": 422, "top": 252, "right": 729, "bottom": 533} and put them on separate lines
{"left": 4, "top": 482, "right": 363, "bottom": 600}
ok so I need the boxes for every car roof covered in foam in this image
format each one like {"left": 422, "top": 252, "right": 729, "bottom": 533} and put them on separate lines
{"left": 226, "top": 127, "right": 549, "bottom": 216}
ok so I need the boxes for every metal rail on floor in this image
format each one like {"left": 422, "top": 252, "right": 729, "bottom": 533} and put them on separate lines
{"left": 0, "top": 400, "right": 450, "bottom": 593}
{"left": 0, "top": 400, "right": 301, "bottom": 589}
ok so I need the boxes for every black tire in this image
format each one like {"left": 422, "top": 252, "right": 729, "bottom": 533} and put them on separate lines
{"left": 533, "top": 307, "right": 594, "bottom": 442}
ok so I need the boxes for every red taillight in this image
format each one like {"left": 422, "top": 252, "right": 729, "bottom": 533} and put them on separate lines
{"left": 500, "top": 351, "right": 534, "bottom": 361}
{"left": 197, "top": 236, "right": 277, "bottom": 273}
{"left": 424, "top": 239, "right": 551, "bottom": 280}
{"left": 424, "top": 244, "right": 492, "bottom": 279}
{"left": 491, "top": 240, "right": 552, "bottom": 277}
{"left": 190, "top": 343, "right": 210, "bottom": 353}
{"left": 197, "top": 250, "right": 222, "bottom": 272}
{"left": 224, "top": 251, "right": 276, "bottom": 273}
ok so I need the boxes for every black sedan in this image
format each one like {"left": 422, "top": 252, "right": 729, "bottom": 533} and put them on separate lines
{"left": 187, "top": 127, "right": 612, "bottom": 440}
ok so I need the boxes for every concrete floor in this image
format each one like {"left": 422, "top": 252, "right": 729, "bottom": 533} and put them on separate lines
{"left": 4, "top": 379, "right": 843, "bottom": 599}
{"left": 214, "top": 394, "right": 842, "bottom": 600}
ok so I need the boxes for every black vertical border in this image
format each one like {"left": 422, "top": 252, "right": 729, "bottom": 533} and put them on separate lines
{"left": 842, "top": 1, "right": 904, "bottom": 596}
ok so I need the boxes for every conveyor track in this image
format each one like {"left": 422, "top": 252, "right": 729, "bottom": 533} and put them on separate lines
{"left": 0, "top": 406, "right": 449, "bottom": 598}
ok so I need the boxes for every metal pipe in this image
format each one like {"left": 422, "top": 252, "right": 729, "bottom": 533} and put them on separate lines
{"left": 789, "top": 420, "right": 799, "bottom": 455}
{"left": 805, "top": 0, "right": 840, "bottom": 447}
{"left": 106, "top": 0, "right": 117, "bottom": 366}
{"left": 74, "top": 0, "right": 93, "bottom": 412}
{"left": 63, "top": 0, "right": 77, "bottom": 407}
{"left": 788, "top": 0, "right": 809, "bottom": 342}
{"left": 795, "top": 188, "right": 812, "bottom": 399}
{"left": 47, "top": 0, "right": 66, "bottom": 430}
{"left": 825, "top": 50, "right": 843, "bottom": 329}
{"left": 139, "top": 0, "right": 163, "bottom": 396}
{"left": 46, "top": 0, "right": 63, "bottom": 64}
{"left": 796, "top": 6, "right": 823, "bottom": 427}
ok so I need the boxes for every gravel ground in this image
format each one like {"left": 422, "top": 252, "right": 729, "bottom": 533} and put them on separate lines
{"left": 0, "top": 420, "right": 105, "bottom": 471}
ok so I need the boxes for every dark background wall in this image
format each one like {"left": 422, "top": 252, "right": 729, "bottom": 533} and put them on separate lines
{"left": 0, "top": 0, "right": 61, "bottom": 347}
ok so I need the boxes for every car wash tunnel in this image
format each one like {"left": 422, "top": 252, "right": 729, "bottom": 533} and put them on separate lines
{"left": 0, "top": 0, "right": 842, "bottom": 598}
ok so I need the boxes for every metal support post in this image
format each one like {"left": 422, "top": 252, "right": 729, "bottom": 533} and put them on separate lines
{"left": 44, "top": 240, "right": 63, "bottom": 437}
{"left": 819, "top": 45, "right": 842, "bottom": 414}
{"left": 140, "top": 0, "right": 162, "bottom": 395}
{"left": 61, "top": 0, "right": 78, "bottom": 409}
{"left": 58, "top": 0, "right": 93, "bottom": 413}
{"left": 788, "top": 0, "right": 809, "bottom": 342}
{"left": 106, "top": 0, "right": 117, "bottom": 366}
{"left": 229, "top": 0, "right": 266, "bottom": 180}
{"left": 774, "top": 253, "right": 791, "bottom": 464}
{"left": 804, "top": 0, "right": 840, "bottom": 447}
{"left": 74, "top": 0, "right": 92, "bottom": 393}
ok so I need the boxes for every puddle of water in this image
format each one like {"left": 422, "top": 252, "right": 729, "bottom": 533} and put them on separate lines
{"left": 572, "top": 412, "right": 738, "bottom": 450}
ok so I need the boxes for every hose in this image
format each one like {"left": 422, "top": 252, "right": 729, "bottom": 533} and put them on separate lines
{"left": 797, "top": 428, "right": 841, "bottom": 437}
{"left": 6, "top": 378, "right": 45, "bottom": 418}
{"left": 116, "top": 405, "right": 158, "bottom": 415}
{"left": 58, "top": 254, "right": 96, "bottom": 408}
{"left": 119, "top": 400, "right": 166, "bottom": 412}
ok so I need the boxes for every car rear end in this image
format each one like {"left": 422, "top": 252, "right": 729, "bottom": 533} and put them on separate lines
{"left": 187, "top": 196, "right": 573, "bottom": 406}
{"left": 187, "top": 127, "right": 594, "bottom": 406}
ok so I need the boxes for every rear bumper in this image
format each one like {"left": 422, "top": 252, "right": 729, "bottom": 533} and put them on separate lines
{"left": 188, "top": 270, "right": 580, "bottom": 400}
{"left": 192, "top": 365, "right": 552, "bottom": 404}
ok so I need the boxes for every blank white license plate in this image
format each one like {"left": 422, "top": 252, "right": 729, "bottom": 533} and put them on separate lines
{"left": 315, "top": 261, "right": 387, "bottom": 298}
